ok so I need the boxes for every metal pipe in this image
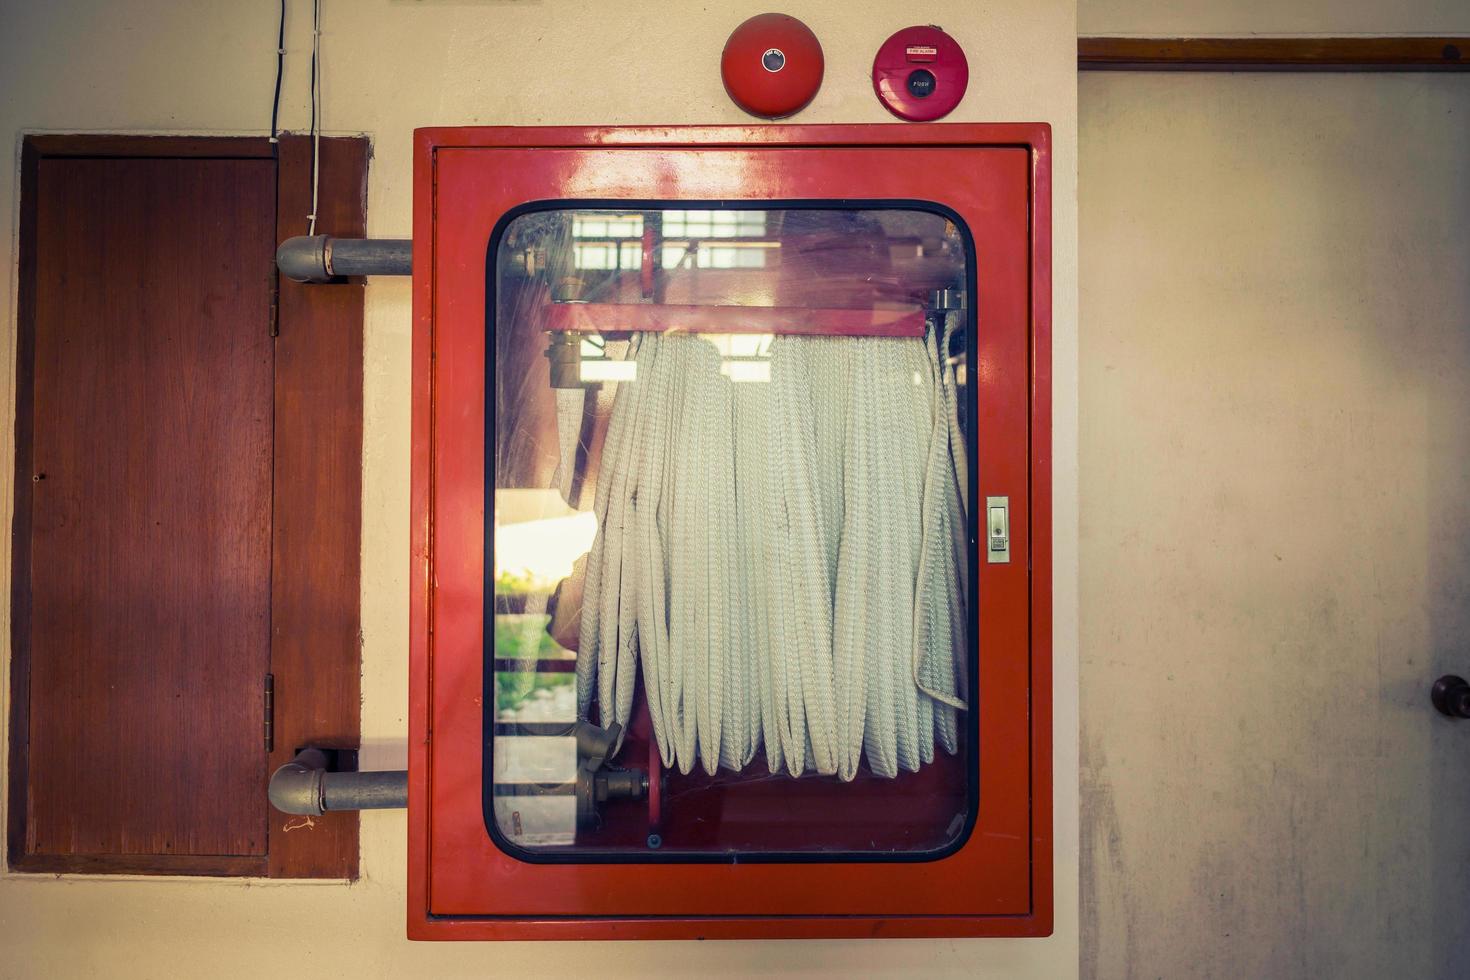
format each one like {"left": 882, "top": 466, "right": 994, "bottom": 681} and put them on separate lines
{"left": 276, "top": 235, "right": 412, "bottom": 283}
{"left": 321, "top": 769, "right": 408, "bottom": 811}
{"left": 268, "top": 747, "right": 407, "bottom": 815}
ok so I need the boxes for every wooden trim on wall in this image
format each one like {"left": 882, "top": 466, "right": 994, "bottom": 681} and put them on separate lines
{"left": 5, "top": 138, "right": 40, "bottom": 874}
{"left": 266, "top": 133, "right": 368, "bottom": 880}
{"left": 20, "top": 135, "right": 278, "bottom": 158}
{"left": 7, "top": 133, "right": 366, "bottom": 879}
{"left": 1079, "top": 37, "right": 1470, "bottom": 71}
{"left": 15, "top": 853, "right": 268, "bottom": 877}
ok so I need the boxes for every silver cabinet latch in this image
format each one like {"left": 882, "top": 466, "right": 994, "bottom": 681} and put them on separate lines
{"left": 986, "top": 495, "right": 1010, "bottom": 563}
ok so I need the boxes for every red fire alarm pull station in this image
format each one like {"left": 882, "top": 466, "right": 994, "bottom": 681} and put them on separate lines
{"left": 409, "top": 123, "right": 1052, "bottom": 940}
{"left": 873, "top": 26, "right": 970, "bottom": 121}
{"left": 721, "top": 13, "right": 824, "bottom": 118}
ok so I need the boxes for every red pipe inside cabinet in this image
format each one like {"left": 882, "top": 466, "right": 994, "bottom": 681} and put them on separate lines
{"left": 409, "top": 124, "right": 1053, "bottom": 940}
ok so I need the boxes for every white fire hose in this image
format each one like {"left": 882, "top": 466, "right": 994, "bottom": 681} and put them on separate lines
{"left": 572, "top": 314, "right": 968, "bottom": 779}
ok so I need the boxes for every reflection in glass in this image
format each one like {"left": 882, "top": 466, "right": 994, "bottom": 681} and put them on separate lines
{"left": 490, "top": 207, "right": 972, "bottom": 857}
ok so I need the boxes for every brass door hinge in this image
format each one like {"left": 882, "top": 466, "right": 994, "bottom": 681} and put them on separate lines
{"left": 268, "top": 259, "right": 280, "bottom": 337}
{"left": 264, "top": 673, "right": 275, "bottom": 753}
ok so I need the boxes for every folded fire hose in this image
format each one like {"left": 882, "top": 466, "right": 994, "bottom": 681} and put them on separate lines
{"left": 568, "top": 313, "right": 969, "bottom": 779}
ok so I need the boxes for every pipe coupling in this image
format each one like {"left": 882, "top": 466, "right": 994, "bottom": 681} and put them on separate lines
{"left": 276, "top": 236, "right": 412, "bottom": 283}
{"left": 267, "top": 748, "right": 329, "bottom": 815}
{"left": 268, "top": 747, "right": 408, "bottom": 815}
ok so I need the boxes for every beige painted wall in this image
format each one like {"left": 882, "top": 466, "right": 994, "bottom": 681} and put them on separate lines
{"left": 1080, "top": 72, "right": 1470, "bottom": 978}
{"left": 0, "top": 1, "right": 1079, "bottom": 975}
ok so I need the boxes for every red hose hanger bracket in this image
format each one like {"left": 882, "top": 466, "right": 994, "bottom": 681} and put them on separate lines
{"left": 722, "top": 13, "right": 825, "bottom": 119}
{"left": 873, "top": 25, "right": 969, "bottom": 122}
{"left": 542, "top": 302, "right": 925, "bottom": 337}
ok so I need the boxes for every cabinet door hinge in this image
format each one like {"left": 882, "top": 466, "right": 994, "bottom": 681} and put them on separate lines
{"left": 268, "top": 260, "right": 280, "bottom": 337}
{"left": 264, "top": 672, "right": 275, "bottom": 753}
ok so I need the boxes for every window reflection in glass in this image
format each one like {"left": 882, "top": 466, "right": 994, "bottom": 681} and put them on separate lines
{"left": 489, "top": 206, "right": 973, "bottom": 859}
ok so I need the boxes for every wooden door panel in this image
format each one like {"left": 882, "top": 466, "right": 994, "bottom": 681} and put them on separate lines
{"left": 26, "top": 157, "right": 275, "bottom": 859}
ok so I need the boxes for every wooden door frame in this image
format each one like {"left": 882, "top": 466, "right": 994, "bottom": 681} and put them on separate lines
{"left": 7, "top": 133, "right": 366, "bottom": 878}
{"left": 1079, "top": 37, "right": 1470, "bottom": 71}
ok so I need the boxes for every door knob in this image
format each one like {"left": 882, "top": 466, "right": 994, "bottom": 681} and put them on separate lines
{"left": 1431, "top": 675, "right": 1470, "bottom": 719}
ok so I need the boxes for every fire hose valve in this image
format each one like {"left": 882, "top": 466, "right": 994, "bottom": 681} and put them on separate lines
{"left": 545, "top": 331, "right": 583, "bottom": 389}
{"left": 574, "top": 721, "right": 648, "bottom": 831}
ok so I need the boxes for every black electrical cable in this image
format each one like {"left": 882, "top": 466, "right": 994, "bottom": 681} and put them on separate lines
{"left": 269, "top": 0, "right": 285, "bottom": 146}
{"left": 306, "top": 0, "right": 320, "bottom": 234}
{"left": 270, "top": 0, "right": 285, "bottom": 340}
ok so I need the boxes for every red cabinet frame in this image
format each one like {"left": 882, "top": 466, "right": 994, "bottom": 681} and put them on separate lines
{"left": 408, "top": 124, "right": 1052, "bottom": 940}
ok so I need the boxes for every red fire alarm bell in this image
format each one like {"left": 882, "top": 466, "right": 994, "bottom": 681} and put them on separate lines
{"left": 873, "top": 25, "right": 969, "bottom": 122}
{"left": 721, "top": 13, "right": 824, "bottom": 118}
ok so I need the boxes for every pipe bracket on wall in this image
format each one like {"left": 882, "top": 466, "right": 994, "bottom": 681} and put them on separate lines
{"left": 268, "top": 747, "right": 407, "bottom": 814}
{"left": 276, "top": 235, "right": 412, "bottom": 283}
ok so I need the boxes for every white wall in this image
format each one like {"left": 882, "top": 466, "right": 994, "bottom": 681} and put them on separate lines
{"left": 0, "top": 2, "right": 1080, "bottom": 975}
{"left": 1079, "top": 69, "right": 1470, "bottom": 980}
{"left": 1076, "top": 5, "right": 1470, "bottom": 979}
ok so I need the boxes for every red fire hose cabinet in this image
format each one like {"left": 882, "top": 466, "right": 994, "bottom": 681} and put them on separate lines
{"left": 409, "top": 124, "right": 1053, "bottom": 940}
